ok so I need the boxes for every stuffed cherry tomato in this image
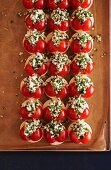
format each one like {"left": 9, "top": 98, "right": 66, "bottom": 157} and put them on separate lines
{"left": 48, "top": 8, "right": 70, "bottom": 31}
{"left": 70, "top": 32, "right": 93, "bottom": 53}
{"left": 23, "top": 29, "right": 46, "bottom": 54}
{"left": 20, "top": 119, "right": 43, "bottom": 142}
{"left": 23, "top": 0, "right": 46, "bottom": 10}
{"left": 68, "top": 120, "right": 92, "bottom": 144}
{"left": 20, "top": 98, "right": 43, "bottom": 120}
{"left": 71, "top": 8, "right": 94, "bottom": 32}
{"left": 49, "top": 53, "right": 70, "bottom": 77}
{"left": 70, "top": 0, "right": 93, "bottom": 10}
{"left": 25, "top": 10, "right": 47, "bottom": 31}
{"left": 69, "top": 74, "right": 94, "bottom": 98}
{"left": 47, "top": 31, "right": 69, "bottom": 53}
{"left": 20, "top": 74, "right": 44, "bottom": 99}
{"left": 47, "top": 0, "right": 69, "bottom": 10}
{"left": 43, "top": 98, "right": 66, "bottom": 121}
{"left": 45, "top": 76, "right": 68, "bottom": 99}
{"left": 44, "top": 120, "right": 67, "bottom": 144}
{"left": 70, "top": 53, "right": 93, "bottom": 75}
{"left": 66, "top": 97, "right": 90, "bottom": 120}
{"left": 25, "top": 53, "right": 48, "bottom": 76}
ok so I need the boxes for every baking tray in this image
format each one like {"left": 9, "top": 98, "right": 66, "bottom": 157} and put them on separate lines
{"left": 0, "top": 0, "right": 110, "bottom": 151}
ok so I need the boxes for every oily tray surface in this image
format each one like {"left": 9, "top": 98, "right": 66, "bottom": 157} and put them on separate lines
{"left": 0, "top": 0, "right": 110, "bottom": 150}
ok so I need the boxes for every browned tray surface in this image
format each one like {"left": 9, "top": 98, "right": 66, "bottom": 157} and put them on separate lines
{"left": 0, "top": 0, "right": 110, "bottom": 151}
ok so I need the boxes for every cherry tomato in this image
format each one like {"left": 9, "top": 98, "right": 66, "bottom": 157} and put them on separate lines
{"left": 45, "top": 83, "right": 68, "bottom": 99}
{"left": 79, "top": 131, "right": 92, "bottom": 144}
{"left": 48, "top": 18, "right": 70, "bottom": 32}
{"left": 25, "top": 63, "right": 48, "bottom": 76}
{"left": 30, "top": 128, "right": 43, "bottom": 141}
{"left": 23, "top": 0, "right": 46, "bottom": 9}
{"left": 69, "top": 129, "right": 80, "bottom": 143}
{"left": 20, "top": 105, "right": 43, "bottom": 120}
{"left": 47, "top": 0, "right": 69, "bottom": 9}
{"left": 71, "top": 18, "right": 93, "bottom": 32}
{"left": 23, "top": 39, "right": 46, "bottom": 54}
{"left": 43, "top": 107, "right": 66, "bottom": 121}
{"left": 70, "top": 39, "right": 93, "bottom": 53}
{"left": 70, "top": 61, "right": 94, "bottom": 75}
{"left": 20, "top": 126, "right": 29, "bottom": 141}
{"left": 55, "top": 129, "right": 67, "bottom": 142}
{"left": 44, "top": 132, "right": 56, "bottom": 143}
{"left": 47, "top": 39, "right": 69, "bottom": 53}
{"left": 49, "top": 63, "right": 70, "bottom": 77}
{"left": 21, "top": 84, "right": 44, "bottom": 99}
{"left": 25, "top": 15, "right": 47, "bottom": 31}
{"left": 70, "top": 0, "right": 93, "bottom": 9}
{"left": 69, "top": 82, "right": 94, "bottom": 98}
{"left": 67, "top": 107, "right": 90, "bottom": 120}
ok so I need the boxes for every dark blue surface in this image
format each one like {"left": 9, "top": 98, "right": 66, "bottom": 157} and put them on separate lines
{"left": 0, "top": 152, "right": 110, "bottom": 170}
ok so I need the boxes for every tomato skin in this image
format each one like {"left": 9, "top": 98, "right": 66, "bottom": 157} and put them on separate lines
{"left": 67, "top": 107, "right": 90, "bottom": 120}
{"left": 20, "top": 127, "right": 29, "bottom": 141}
{"left": 25, "top": 15, "right": 47, "bottom": 31}
{"left": 44, "top": 132, "right": 56, "bottom": 143}
{"left": 69, "top": 129, "right": 80, "bottom": 143}
{"left": 49, "top": 63, "right": 70, "bottom": 77}
{"left": 23, "top": 0, "right": 46, "bottom": 9}
{"left": 30, "top": 128, "right": 43, "bottom": 141}
{"left": 47, "top": 39, "right": 69, "bottom": 53}
{"left": 79, "top": 131, "right": 92, "bottom": 144}
{"left": 45, "top": 83, "right": 68, "bottom": 99}
{"left": 48, "top": 18, "right": 70, "bottom": 32}
{"left": 55, "top": 129, "right": 67, "bottom": 142}
{"left": 25, "top": 63, "right": 48, "bottom": 76}
{"left": 69, "top": 82, "right": 94, "bottom": 98}
{"left": 23, "top": 39, "right": 46, "bottom": 54}
{"left": 43, "top": 107, "right": 66, "bottom": 121}
{"left": 70, "top": 61, "right": 94, "bottom": 75}
{"left": 71, "top": 18, "right": 92, "bottom": 32}
{"left": 70, "top": 0, "right": 93, "bottom": 9}
{"left": 70, "top": 39, "right": 93, "bottom": 53}
{"left": 47, "top": 0, "right": 69, "bottom": 9}
{"left": 21, "top": 84, "right": 44, "bottom": 99}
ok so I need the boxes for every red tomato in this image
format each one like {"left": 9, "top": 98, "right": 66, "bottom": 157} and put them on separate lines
{"left": 49, "top": 63, "right": 70, "bottom": 77}
{"left": 69, "top": 129, "right": 80, "bottom": 143}
{"left": 70, "top": 61, "right": 94, "bottom": 75}
{"left": 70, "top": 39, "right": 93, "bottom": 53}
{"left": 44, "top": 132, "right": 56, "bottom": 143}
{"left": 55, "top": 129, "right": 67, "bottom": 142}
{"left": 20, "top": 126, "right": 29, "bottom": 141}
{"left": 69, "top": 82, "right": 94, "bottom": 98}
{"left": 25, "top": 15, "right": 47, "bottom": 31}
{"left": 48, "top": 18, "right": 70, "bottom": 31}
{"left": 20, "top": 105, "right": 43, "bottom": 120}
{"left": 23, "top": 0, "right": 46, "bottom": 9}
{"left": 70, "top": 0, "right": 93, "bottom": 9}
{"left": 67, "top": 107, "right": 90, "bottom": 120}
{"left": 21, "top": 84, "right": 44, "bottom": 99}
{"left": 47, "top": 39, "right": 69, "bottom": 53}
{"left": 25, "top": 63, "right": 48, "bottom": 76}
{"left": 47, "top": 0, "right": 69, "bottom": 9}
{"left": 79, "top": 131, "right": 92, "bottom": 144}
{"left": 23, "top": 39, "right": 46, "bottom": 54}
{"left": 71, "top": 18, "right": 92, "bottom": 32}
{"left": 45, "top": 83, "right": 68, "bottom": 99}
{"left": 43, "top": 107, "right": 66, "bottom": 121}
{"left": 30, "top": 128, "right": 43, "bottom": 141}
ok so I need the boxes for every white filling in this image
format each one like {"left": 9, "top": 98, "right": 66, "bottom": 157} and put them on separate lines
{"left": 51, "top": 8, "right": 69, "bottom": 26}
{"left": 30, "top": 9, "right": 46, "bottom": 23}
{"left": 51, "top": 53, "right": 70, "bottom": 71}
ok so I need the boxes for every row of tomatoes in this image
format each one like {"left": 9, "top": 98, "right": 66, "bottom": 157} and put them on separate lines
{"left": 23, "top": 0, "right": 93, "bottom": 10}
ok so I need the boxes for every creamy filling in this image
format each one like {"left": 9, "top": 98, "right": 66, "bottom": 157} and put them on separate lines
{"left": 54, "top": 0, "right": 63, "bottom": 3}
{"left": 51, "top": 53, "right": 70, "bottom": 72}
{"left": 73, "top": 74, "right": 93, "bottom": 95}
{"left": 51, "top": 8, "right": 69, "bottom": 26}
{"left": 52, "top": 30, "right": 69, "bottom": 47}
{"left": 44, "top": 121, "right": 64, "bottom": 138}
{"left": 24, "top": 74, "right": 44, "bottom": 93}
{"left": 68, "top": 97, "right": 88, "bottom": 116}
{"left": 24, "top": 120, "right": 41, "bottom": 137}
{"left": 48, "top": 99, "right": 63, "bottom": 118}
{"left": 25, "top": 29, "right": 46, "bottom": 46}
{"left": 72, "top": 33, "right": 92, "bottom": 48}
{"left": 30, "top": 9, "right": 46, "bottom": 23}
